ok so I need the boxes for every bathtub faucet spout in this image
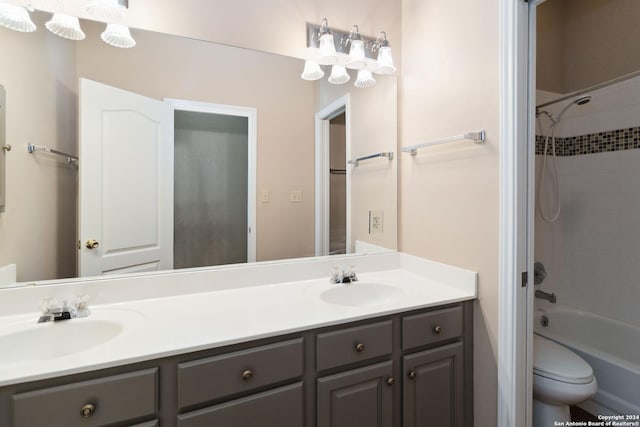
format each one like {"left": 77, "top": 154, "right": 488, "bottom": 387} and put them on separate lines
{"left": 535, "top": 289, "right": 557, "bottom": 304}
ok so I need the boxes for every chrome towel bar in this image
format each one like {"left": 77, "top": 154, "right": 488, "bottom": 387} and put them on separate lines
{"left": 402, "top": 131, "right": 486, "bottom": 156}
{"left": 27, "top": 143, "right": 78, "bottom": 164}
{"left": 348, "top": 151, "right": 394, "bottom": 167}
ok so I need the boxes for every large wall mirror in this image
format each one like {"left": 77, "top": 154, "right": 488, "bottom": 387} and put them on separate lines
{"left": 0, "top": 12, "right": 397, "bottom": 287}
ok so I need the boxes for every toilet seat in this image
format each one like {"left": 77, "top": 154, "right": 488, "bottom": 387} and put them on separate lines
{"left": 533, "top": 335, "right": 594, "bottom": 385}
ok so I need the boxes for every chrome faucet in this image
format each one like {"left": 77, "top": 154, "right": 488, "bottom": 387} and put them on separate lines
{"left": 37, "top": 295, "right": 91, "bottom": 323}
{"left": 330, "top": 266, "right": 359, "bottom": 284}
{"left": 535, "top": 289, "right": 556, "bottom": 304}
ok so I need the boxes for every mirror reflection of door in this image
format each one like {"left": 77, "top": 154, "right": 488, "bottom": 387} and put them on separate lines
{"left": 329, "top": 113, "right": 347, "bottom": 255}
{"left": 173, "top": 111, "right": 249, "bottom": 268}
{"left": 79, "top": 79, "right": 256, "bottom": 276}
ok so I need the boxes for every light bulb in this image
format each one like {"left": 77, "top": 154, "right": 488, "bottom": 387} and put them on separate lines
{"left": 328, "top": 65, "right": 350, "bottom": 85}
{"left": 354, "top": 69, "right": 376, "bottom": 89}
{"left": 0, "top": 3, "right": 36, "bottom": 32}
{"left": 46, "top": 13, "right": 85, "bottom": 40}
{"left": 301, "top": 60, "right": 324, "bottom": 81}
{"left": 375, "top": 46, "right": 397, "bottom": 75}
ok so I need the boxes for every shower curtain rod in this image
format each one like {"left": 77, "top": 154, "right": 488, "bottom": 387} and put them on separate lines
{"left": 536, "top": 69, "right": 640, "bottom": 110}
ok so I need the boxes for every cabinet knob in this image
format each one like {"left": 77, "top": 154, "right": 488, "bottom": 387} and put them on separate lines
{"left": 80, "top": 403, "right": 96, "bottom": 418}
{"left": 2, "top": 144, "right": 11, "bottom": 152}
{"left": 355, "top": 343, "right": 365, "bottom": 352}
{"left": 408, "top": 370, "right": 417, "bottom": 380}
{"left": 433, "top": 325, "right": 442, "bottom": 334}
{"left": 242, "top": 369, "right": 253, "bottom": 380}
{"left": 387, "top": 377, "right": 395, "bottom": 386}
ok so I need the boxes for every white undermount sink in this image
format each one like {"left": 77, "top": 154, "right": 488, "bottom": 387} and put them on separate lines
{"left": 0, "top": 309, "right": 142, "bottom": 363}
{"left": 320, "top": 282, "right": 404, "bottom": 307}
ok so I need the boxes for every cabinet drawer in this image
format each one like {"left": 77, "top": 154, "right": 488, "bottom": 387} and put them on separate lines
{"left": 177, "top": 382, "right": 303, "bottom": 427}
{"left": 178, "top": 338, "right": 303, "bottom": 409}
{"left": 12, "top": 368, "right": 158, "bottom": 427}
{"left": 317, "top": 320, "right": 392, "bottom": 371}
{"left": 402, "top": 306, "right": 462, "bottom": 351}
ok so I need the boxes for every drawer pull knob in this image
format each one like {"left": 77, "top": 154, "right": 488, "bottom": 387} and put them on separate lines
{"left": 387, "top": 377, "right": 395, "bottom": 386}
{"left": 242, "top": 369, "right": 253, "bottom": 380}
{"left": 355, "top": 343, "right": 365, "bottom": 352}
{"left": 408, "top": 370, "right": 417, "bottom": 380}
{"left": 433, "top": 325, "right": 442, "bottom": 334}
{"left": 81, "top": 403, "right": 95, "bottom": 418}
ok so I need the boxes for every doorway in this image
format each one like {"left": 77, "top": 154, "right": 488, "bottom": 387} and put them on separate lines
{"left": 315, "top": 95, "right": 351, "bottom": 257}
{"left": 167, "top": 99, "right": 257, "bottom": 267}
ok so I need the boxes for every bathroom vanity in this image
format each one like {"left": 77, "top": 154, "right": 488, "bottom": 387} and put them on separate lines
{"left": 0, "top": 252, "right": 477, "bottom": 427}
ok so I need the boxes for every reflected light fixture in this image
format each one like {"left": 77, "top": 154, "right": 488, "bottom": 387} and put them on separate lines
{"left": 0, "top": 2, "right": 36, "bottom": 32}
{"left": 354, "top": 69, "right": 376, "bottom": 89}
{"left": 301, "top": 60, "right": 324, "bottom": 81}
{"left": 316, "top": 18, "right": 337, "bottom": 65}
{"left": 328, "top": 65, "right": 350, "bottom": 85}
{"left": 85, "top": 0, "right": 127, "bottom": 22}
{"left": 46, "top": 13, "right": 85, "bottom": 40}
{"left": 101, "top": 23, "right": 135, "bottom": 48}
{"left": 375, "top": 32, "right": 397, "bottom": 75}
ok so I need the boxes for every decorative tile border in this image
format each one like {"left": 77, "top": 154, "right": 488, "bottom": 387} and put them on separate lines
{"left": 535, "top": 126, "right": 640, "bottom": 156}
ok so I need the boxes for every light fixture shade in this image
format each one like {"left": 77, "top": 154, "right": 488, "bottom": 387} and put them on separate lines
{"left": 46, "top": 13, "right": 85, "bottom": 40}
{"left": 328, "top": 65, "right": 350, "bottom": 85}
{"left": 301, "top": 60, "right": 324, "bottom": 81}
{"left": 375, "top": 46, "right": 397, "bottom": 75}
{"left": 354, "top": 69, "right": 376, "bottom": 89}
{"left": 101, "top": 23, "right": 136, "bottom": 48}
{"left": 317, "top": 33, "right": 337, "bottom": 65}
{"left": 347, "top": 39, "right": 366, "bottom": 70}
{"left": 0, "top": 3, "right": 36, "bottom": 32}
{"left": 85, "top": 0, "right": 123, "bottom": 22}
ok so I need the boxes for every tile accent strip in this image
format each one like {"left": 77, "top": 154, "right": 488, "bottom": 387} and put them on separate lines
{"left": 535, "top": 126, "right": 640, "bottom": 156}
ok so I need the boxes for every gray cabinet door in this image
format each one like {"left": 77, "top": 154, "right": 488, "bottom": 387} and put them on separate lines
{"left": 317, "top": 361, "right": 394, "bottom": 427}
{"left": 403, "top": 342, "right": 463, "bottom": 427}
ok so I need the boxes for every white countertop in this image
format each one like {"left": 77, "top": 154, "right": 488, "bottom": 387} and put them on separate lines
{"left": 0, "top": 253, "right": 477, "bottom": 387}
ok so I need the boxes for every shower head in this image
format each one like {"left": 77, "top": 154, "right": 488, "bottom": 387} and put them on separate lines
{"left": 554, "top": 95, "right": 592, "bottom": 124}
{"left": 575, "top": 95, "right": 592, "bottom": 106}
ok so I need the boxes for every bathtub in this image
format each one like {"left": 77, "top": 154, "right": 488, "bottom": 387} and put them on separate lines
{"left": 534, "top": 306, "right": 640, "bottom": 416}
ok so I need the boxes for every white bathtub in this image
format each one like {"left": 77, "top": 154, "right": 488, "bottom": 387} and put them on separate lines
{"left": 534, "top": 306, "right": 640, "bottom": 416}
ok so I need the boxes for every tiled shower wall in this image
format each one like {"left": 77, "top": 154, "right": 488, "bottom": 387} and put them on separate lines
{"left": 535, "top": 78, "right": 640, "bottom": 327}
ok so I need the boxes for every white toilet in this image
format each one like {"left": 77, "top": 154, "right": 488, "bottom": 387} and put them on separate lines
{"left": 533, "top": 335, "right": 598, "bottom": 427}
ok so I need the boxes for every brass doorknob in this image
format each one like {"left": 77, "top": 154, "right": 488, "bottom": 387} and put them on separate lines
{"left": 355, "top": 343, "right": 365, "bottom": 352}
{"left": 433, "top": 325, "right": 442, "bottom": 334}
{"left": 408, "top": 370, "right": 417, "bottom": 380}
{"left": 80, "top": 403, "right": 95, "bottom": 418}
{"left": 387, "top": 377, "right": 395, "bottom": 386}
{"left": 85, "top": 240, "right": 99, "bottom": 250}
{"left": 2, "top": 144, "right": 11, "bottom": 152}
{"left": 242, "top": 369, "right": 253, "bottom": 380}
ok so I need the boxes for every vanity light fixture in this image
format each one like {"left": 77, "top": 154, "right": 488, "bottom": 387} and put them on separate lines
{"left": 86, "top": 0, "right": 135, "bottom": 48}
{"left": 303, "top": 19, "right": 395, "bottom": 88}
{"left": 46, "top": 13, "right": 85, "bottom": 40}
{"left": 0, "top": 1, "right": 36, "bottom": 32}
{"left": 374, "top": 32, "right": 397, "bottom": 75}
{"left": 101, "top": 22, "right": 135, "bottom": 48}
{"left": 316, "top": 18, "right": 337, "bottom": 65}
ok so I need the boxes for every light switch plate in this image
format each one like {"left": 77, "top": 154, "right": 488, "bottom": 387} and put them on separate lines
{"left": 290, "top": 190, "right": 303, "bottom": 203}
{"left": 261, "top": 190, "right": 271, "bottom": 203}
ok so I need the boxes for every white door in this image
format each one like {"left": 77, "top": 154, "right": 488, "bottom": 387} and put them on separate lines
{"left": 79, "top": 78, "right": 172, "bottom": 277}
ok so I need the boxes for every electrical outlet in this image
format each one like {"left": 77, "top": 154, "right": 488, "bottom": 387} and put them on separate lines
{"left": 369, "top": 210, "right": 384, "bottom": 234}
{"left": 261, "top": 190, "right": 271, "bottom": 203}
{"left": 290, "top": 190, "right": 303, "bottom": 203}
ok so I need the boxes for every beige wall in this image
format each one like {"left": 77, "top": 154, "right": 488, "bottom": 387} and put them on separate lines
{"left": 399, "top": 0, "right": 500, "bottom": 426}
{"left": 0, "top": 19, "right": 78, "bottom": 283}
{"left": 538, "top": 0, "right": 640, "bottom": 93}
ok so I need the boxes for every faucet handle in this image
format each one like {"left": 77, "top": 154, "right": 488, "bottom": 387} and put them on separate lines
{"left": 74, "top": 294, "right": 91, "bottom": 318}
{"left": 347, "top": 265, "right": 358, "bottom": 282}
{"left": 40, "top": 297, "right": 61, "bottom": 314}
{"left": 330, "top": 266, "right": 341, "bottom": 284}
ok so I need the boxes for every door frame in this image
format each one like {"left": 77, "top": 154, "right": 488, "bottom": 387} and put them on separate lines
{"left": 498, "top": 0, "right": 534, "bottom": 426}
{"left": 164, "top": 98, "right": 257, "bottom": 263}
{"left": 314, "top": 95, "right": 351, "bottom": 257}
